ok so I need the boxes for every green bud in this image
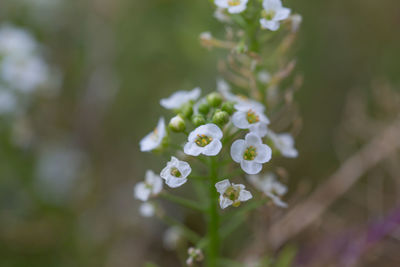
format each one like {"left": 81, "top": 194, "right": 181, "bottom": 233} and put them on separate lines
{"left": 169, "top": 115, "right": 186, "bottom": 132}
{"left": 206, "top": 92, "right": 223, "bottom": 107}
{"left": 221, "top": 101, "right": 236, "bottom": 115}
{"left": 198, "top": 102, "right": 210, "bottom": 115}
{"left": 192, "top": 114, "right": 206, "bottom": 127}
{"left": 212, "top": 110, "right": 230, "bottom": 126}
{"left": 180, "top": 102, "right": 193, "bottom": 119}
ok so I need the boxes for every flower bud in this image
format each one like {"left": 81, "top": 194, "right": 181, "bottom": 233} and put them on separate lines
{"left": 206, "top": 92, "right": 222, "bottom": 107}
{"left": 179, "top": 102, "right": 193, "bottom": 119}
{"left": 198, "top": 102, "right": 210, "bottom": 115}
{"left": 212, "top": 109, "right": 229, "bottom": 126}
{"left": 191, "top": 114, "right": 206, "bottom": 127}
{"left": 169, "top": 115, "right": 186, "bottom": 132}
{"left": 221, "top": 101, "right": 235, "bottom": 115}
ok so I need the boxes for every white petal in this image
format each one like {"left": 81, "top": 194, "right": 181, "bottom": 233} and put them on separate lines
{"left": 227, "top": 1, "right": 248, "bottom": 14}
{"left": 160, "top": 165, "right": 171, "bottom": 180}
{"left": 152, "top": 177, "right": 163, "bottom": 195}
{"left": 184, "top": 141, "right": 203, "bottom": 156}
{"left": 219, "top": 196, "right": 233, "bottom": 209}
{"left": 240, "top": 160, "right": 262, "bottom": 175}
{"left": 202, "top": 140, "right": 222, "bottom": 156}
{"left": 245, "top": 132, "right": 262, "bottom": 146}
{"left": 178, "top": 160, "right": 192, "bottom": 178}
{"left": 215, "top": 0, "right": 229, "bottom": 8}
{"left": 139, "top": 202, "right": 155, "bottom": 217}
{"left": 134, "top": 182, "right": 151, "bottom": 201}
{"left": 262, "top": 0, "right": 282, "bottom": 10}
{"left": 160, "top": 88, "right": 201, "bottom": 109}
{"left": 249, "top": 123, "right": 268, "bottom": 137}
{"left": 230, "top": 139, "right": 246, "bottom": 163}
{"left": 239, "top": 189, "right": 253, "bottom": 202}
{"left": 204, "top": 123, "right": 223, "bottom": 139}
{"left": 166, "top": 177, "right": 188, "bottom": 188}
{"left": 232, "top": 111, "right": 250, "bottom": 129}
{"left": 215, "top": 179, "right": 231, "bottom": 194}
{"left": 266, "top": 192, "right": 288, "bottom": 208}
{"left": 275, "top": 7, "right": 291, "bottom": 21}
{"left": 260, "top": 19, "right": 280, "bottom": 31}
{"left": 255, "top": 144, "right": 272, "bottom": 163}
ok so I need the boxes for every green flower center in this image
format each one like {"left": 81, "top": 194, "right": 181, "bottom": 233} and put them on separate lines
{"left": 246, "top": 110, "right": 260, "bottom": 124}
{"left": 224, "top": 186, "right": 240, "bottom": 201}
{"left": 228, "top": 0, "right": 241, "bottom": 6}
{"left": 262, "top": 9, "right": 276, "bottom": 20}
{"left": 243, "top": 146, "right": 257, "bottom": 160}
{"left": 170, "top": 167, "right": 182, "bottom": 177}
{"left": 195, "top": 134, "right": 213, "bottom": 147}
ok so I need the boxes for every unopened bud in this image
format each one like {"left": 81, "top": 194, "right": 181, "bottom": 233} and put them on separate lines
{"left": 169, "top": 115, "right": 186, "bottom": 132}
{"left": 192, "top": 114, "right": 206, "bottom": 127}
{"left": 179, "top": 102, "right": 193, "bottom": 119}
{"left": 212, "top": 110, "right": 229, "bottom": 126}
{"left": 206, "top": 92, "right": 222, "bottom": 107}
{"left": 221, "top": 101, "right": 235, "bottom": 115}
{"left": 198, "top": 102, "right": 210, "bottom": 115}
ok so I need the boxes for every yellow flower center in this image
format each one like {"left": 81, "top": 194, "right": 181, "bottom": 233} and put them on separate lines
{"left": 262, "top": 9, "right": 276, "bottom": 20}
{"left": 228, "top": 0, "right": 241, "bottom": 6}
{"left": 195, "top": 134, "right": 213, "bottom": 147}
{"left": 243, "top": 146, "right": 257, "bottom": 160}
{"left": 170, "top": 167, "right": 182, "bottom": 177}
{"left": 246, "top": 110, "right": 260, "bottom": 124}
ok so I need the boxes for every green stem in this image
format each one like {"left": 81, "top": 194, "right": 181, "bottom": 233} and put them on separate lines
{"left": 207, "top": 157, "right": 220, "bottom": 267}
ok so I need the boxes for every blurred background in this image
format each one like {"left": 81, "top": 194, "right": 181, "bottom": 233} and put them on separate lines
{"left": 1, "top": 0, "right": 400, "bottom": 266}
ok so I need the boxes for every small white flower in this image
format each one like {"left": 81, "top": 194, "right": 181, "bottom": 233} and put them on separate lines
{"left": 232, "top": 103, "right": 270, "bottom": 137}
{"left": 215, "top": 179, "right": 253, "bottom": 209}
{"left": 200, "top": 31, "right": 212, "bottom": 41}
{"left": 139, "top": 202, "right": 156, "bottom": 217}
{"left": 1, "top": 55, "right": 49, "bottom": 93}
{"left": 231, "top": 133, "right": 272, "bottom": 174}
{"left": 267, "top": 131, "right": 298, "bottom": 158}
{"left": 0, "top": 24, "right": 37, "bottom": 57}
{"left": 160, "top": 87, "right": 201, "bottom": 110}
{"left": 184, "top": 123, "right": 223, "bottom": 156}
{"left": 163, "top": 226, "right": 182, "bottom": 250}
{"left": 134, "top": 170, "right": 163, "bottom": 201}
{"left": 214, "top": 7, "right": 231, "bottom": 23}
{"left": 247, "top": 173, "right": 288, "bottom": 207}
{"left": 139, "top": 117, "right": 166, "bottom": 152}
{"left": 260, "top": 0, "right": 291, "bottom": 31}
{"left": 215, "top": 0, "right": 249, "bottom": 14}
{"left": 186, "top": 247, "right": 204, "bottom": 266}
{"left": 160, "top": 156, "right": 191, "bottom": 188}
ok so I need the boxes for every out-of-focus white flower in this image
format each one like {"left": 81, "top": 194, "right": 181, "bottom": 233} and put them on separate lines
{"left": 1, "top": 55, "right": 49, "bottom": 93}
{"left": 215, "top": 179, "right": 252, "bottom": 209}
{"left": 266, "top": 131, "right": 298, "bottom": 158}
{"left": 35, "top": 143, "right": 85, "bottom": 203}
{"left": 247, "top": 173, "right": 288, "bottom": 207}
{"left": 160, "top": 87, "right": 201, "bottom": 110}
{"left": 200, "top": 31, "right": 212, "bottom": 41}
{"left": 139, "top": 117, "right": 166, "bottom": 152}
{"left": 184, "top": 123, "right": 223, "bottom": 156}
{"left": 260, "top": 0, "right": 291, "bottom": 31}
{"left": 257, "top": 70, "right": 271, "bottom": 84}
{"left": 160, "top": 156, "right": 191, "bottom": 188}
{"left": 290, "top": 14, "right": 302, "bottom": 32}
{"left": 231, "top": 133, "right": 272, "bottom": 174}
{"left": 163, "top": 226, "right": 182, "bottom": 250}
{"left": 0, "top": 89, "right": 17, "bottom": 114}
{"left": 0, "top": 24, "right": 37, "bottom": 57}
{"left": 134, "top": 170, "right": 163, "bottom": 201}
{"left": 186, "top": 247, "right": 204, "bottom": 266}
{"left": 215, "top": 0, "right": 249, "bottom": 14}
{"left": 139, "top": 202, "right": 156, "bottom": 217}
{"left": 214, "top": 7, "right": 231, "bottom": 23}
{"left": 232, "top": 103, "right": 270, "bottom": 137}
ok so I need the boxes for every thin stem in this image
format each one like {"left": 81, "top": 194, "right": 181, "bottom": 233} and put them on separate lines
{"left": 207, "top": 157, "right": 220, "bottom": 267}
{"left": 160, "top": 192, "right": 206, "bottom": 212}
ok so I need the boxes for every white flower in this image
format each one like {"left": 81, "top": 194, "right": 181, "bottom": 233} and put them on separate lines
{"left": 0, "top": 24, "right": 37, "bottom": 57}
{"left": 217, "top": 79, "right": 266, "bottom": 112}
{"left": 215, "top": 179, "right": 253, "bottom": 209}
{"left": 215, "top": 0, "right": 249, "bottom": 14}
{"left": 214, "top": 7, "right": 231, "bottom": 23}
{"left": 1, "top": 55, "right": 49, "bottom": 93}
{"left": 267, "top": 131, "right": 298, "bottom": 158}
{"left": 231, "top": 133, "right": 272, "bottom": 174}
{"left": 232, "top": 103, "right": 270, "bottom": 137}
{"left": 186, "top": 247, "right": 204, "bottom": 266}
{"left": 139, "top": 117, "right": 166, "bottom": 152}
{"left": 200, "top": 31, "right": 212, "bottom": 41}
{"left": 247, "top": 173, "right": 288, "bottom": 207}
{"left": 139, "top": 202, "right": 156, "bottom": 217}
{"left": 160, "top": 156, "right": 191, "bottom": 188}
{"left": 163, "top": 226, "right": 182, "bottom": 250}
{"left": 0, "top": 89, "right": 17, "bottom": 114}
{"left": 134, "top": 170, "right": 163, "bottom": 201}
{"left": 260, "top": 0, "right": 291, "bottom": 31}
{"left": 184, "top": 123, "right": 223, "bottom": 156}
{"left": 160, "top": 87, "right": 201, "bottom": 110}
